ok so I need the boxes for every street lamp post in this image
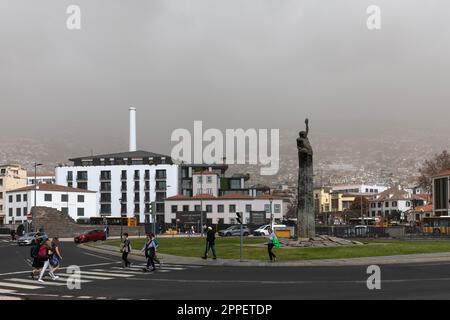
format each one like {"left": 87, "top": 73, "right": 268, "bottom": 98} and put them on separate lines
{"left": 119, "top": 198, "right": 124, "bottom": 242}
{"left": 270, "top": 199, "right": 273, "bottom": 229}
{"left": 32, "top": 163, "right": 43, "bottom": 232}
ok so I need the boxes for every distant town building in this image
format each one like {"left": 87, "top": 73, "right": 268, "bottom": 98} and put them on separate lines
{"left": 368, "top": 185, "right": 429, "bottom": 219}
{"left": 164, "top": 193, "right": 283, "bottom": 228}
{"left": 0, "top": 164, "right": 27, "bottom": 225}
{"left": 331, "top": 184, "right": 388, "bottom": 194}
{"left": 27, "top": 172, "right": 56, "bottom": 185}
{"left": 432, "top": 169, "right": 450, "bottom": 216}
{"left": 5, "top": 184, "right": 96, "bottom": 224}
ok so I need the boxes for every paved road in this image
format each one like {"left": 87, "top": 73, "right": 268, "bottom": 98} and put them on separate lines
{"left": 1, "top": 239, "right": 450, "bottom": 300}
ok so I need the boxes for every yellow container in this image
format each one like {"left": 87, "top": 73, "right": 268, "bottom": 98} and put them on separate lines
{"left": 275, "top": 229, "right": 291, "bottom": 238}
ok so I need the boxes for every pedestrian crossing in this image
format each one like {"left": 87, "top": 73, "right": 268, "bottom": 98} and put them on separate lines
{"left": 0, "top": 263, "right": 200, "bottom": 300}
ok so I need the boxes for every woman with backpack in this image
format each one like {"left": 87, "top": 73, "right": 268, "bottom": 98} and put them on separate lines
{"left": 37, "top": 239, "right": 59, "bottom": 283}
{"left": 30, "top": 236, "right": 43, "bottom": 280}
{"left": 49, "top": 237, "right": 62, "bottom": 273}
{"left": 141, "top": 233, "right": 157, "bottom": 272}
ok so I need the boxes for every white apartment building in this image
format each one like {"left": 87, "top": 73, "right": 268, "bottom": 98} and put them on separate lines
{"left": 164, "top": 193, "right": 284, "bottom": 225}
{"left": 5, "top": 184, "right": 96, "bottom": 224}
{"left": 332, "top": 184, "right": 388, "bottom": 194}
{"left": 55, "top": 150, "right": 178, "bottom": 224}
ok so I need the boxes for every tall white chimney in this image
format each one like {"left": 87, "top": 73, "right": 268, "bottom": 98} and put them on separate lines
{"left": 129, "top": 107, "right": 137, "bottom": 152}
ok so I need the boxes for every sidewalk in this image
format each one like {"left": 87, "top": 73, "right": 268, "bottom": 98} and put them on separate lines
{"left": 80, "top": 242, "right": 450, "bottom": 267}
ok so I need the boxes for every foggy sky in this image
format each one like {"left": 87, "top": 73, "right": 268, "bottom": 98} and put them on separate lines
{"left": 1, "top": 0, "right": 449, "bottom": 156}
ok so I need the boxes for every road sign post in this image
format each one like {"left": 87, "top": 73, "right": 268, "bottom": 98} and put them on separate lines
{"left": 236, "top": 212, "right": 243, "bottom": 262}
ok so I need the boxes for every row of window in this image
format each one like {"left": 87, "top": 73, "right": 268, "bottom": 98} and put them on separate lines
{"left": 370, "top": 201, "right": 411, "bottom": 208}
{"left": 69, "top": 170, "right": 167, "bottom": 182}
{"left": 8, "top": 194, "right": 85, "bottom": 203}
{"left": 100, "top": 202, "right": 165, "bottom": 214}
{"left": 83, "top": 180, "right": 167, "bottom": 193}
{"left": 196, "top": 176, "right": 214, "bottom": 184}
{"left": 8, "top": 207, "right": 84, "bottom": 217}
{"left": 171, "top": 203, "right": 282, "bottom": 214}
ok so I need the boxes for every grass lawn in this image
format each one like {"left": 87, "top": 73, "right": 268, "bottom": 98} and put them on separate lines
{"left": 103, "top": 237, "right": 450, "bottom": 261}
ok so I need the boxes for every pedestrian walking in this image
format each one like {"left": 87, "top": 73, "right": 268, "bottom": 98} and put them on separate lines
{"left": 120, "top": 233, "right": 132, "bottom": 268}
{"left": 37, "top": 239, "right": 59, "bottom": 282}
{"left": 49, "top": 237, "right": 62, "bottom": 273}
{"left": 141, "top": 233, "right": 157, "bottom": 272}
{"left": 30, "top": 236, "right": 43, "bottom": 280}
{"left": 267, "top": 227, "right": 277, "bottom": 262}
{"left": 202, "top": 226, "right": 217, "bottom": 260}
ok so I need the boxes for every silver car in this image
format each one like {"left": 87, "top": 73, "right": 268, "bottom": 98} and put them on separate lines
{"left": 218, "top": 225, "right": 251, "bottom": 237}
{"left": 17, "top": 232, "right": 48, "bottom": 246}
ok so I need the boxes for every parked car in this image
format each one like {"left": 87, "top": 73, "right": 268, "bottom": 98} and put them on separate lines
{"left": 74, "top": 229, "right": 107, "bottom": 243}
{"left": 253, "top": 224, "right": 287, "bottom": 236}
{"left": 18, "top": 232, "right": 48, "bottom": 246}
{"left": 218, "top": 225, "right": 251, "bottom": 237}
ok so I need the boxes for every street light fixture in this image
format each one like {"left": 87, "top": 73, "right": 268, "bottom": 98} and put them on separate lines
{"left": 32, "top": 163, "right": 43, "bottom": 232}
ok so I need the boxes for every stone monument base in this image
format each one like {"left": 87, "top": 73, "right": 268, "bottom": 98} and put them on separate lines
{"left": 279, "top": 235, "right": 363, "bottom": 248}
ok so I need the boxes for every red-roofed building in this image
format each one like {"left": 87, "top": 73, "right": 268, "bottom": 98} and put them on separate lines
{"left": 164, "top": 193, "right": 284, "bottom": 228}
{"left": 5, "top": 184, "right": 97, "bottom": 224}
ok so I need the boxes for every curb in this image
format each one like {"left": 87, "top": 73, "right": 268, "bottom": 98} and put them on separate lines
{"left": 79, "top": 242, "right": 450, "bottom": 267}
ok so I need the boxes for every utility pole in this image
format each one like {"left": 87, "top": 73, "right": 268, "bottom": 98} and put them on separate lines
{"left": 32, "top": 163, "right": 42, "bottom": 232}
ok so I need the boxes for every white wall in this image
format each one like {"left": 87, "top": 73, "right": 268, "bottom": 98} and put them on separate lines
{"left": 192, "top": 174, "right": 219, "bottom": 196}
{"left": 164, "top": 198, "right": 284, "bottom": 224}
{"left": 5, "top": 190, "right": 97, "bottom": 224}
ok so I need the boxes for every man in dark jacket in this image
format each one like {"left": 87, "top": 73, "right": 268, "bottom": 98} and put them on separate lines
{"left": 202, "top": 226, "right": 217, "bottom": 260}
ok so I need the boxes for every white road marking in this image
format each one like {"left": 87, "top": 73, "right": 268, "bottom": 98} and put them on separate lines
{"left": 57, "top": 273, "right": 114, "bottom": 280}
{"left": 80, "top": 271, "right": 134, "bottom": 278}
{"left": 0, "top": 288, "right": 17, "bottom": 294}
{"left": 77, "top": 296, "right": 92, "bottom": 299}
{"left": 6, "top": 278, "right": 67, "bottom": 287}
{"left": 0, "top": 281, "right": 43, "bottom": 290}
{"left": 0, "top": 261, "right": 120, "bottom": 277}
{"left": 48, "top": 277, "right": 92, "bottom": 284}
{"left": 129, "top": 265, "right": 185, "bottom": 271}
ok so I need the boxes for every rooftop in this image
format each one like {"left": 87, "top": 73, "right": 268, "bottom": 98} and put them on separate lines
{"left": 69, "top": 150, "right": 171, "bottom": 162}
{"left": 7, "top": 184, "right": 96, "bottom": 194}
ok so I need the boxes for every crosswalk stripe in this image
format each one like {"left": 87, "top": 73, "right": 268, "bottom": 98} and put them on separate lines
{"left": 0, "top": 281, "right": 43, "bottom": 290}
{"left": 111, "top": 267, "right": 171, "bottom": 273}
{"left": 7, "top": 278, "right": 67, "bottom": 287}
{"left": 0, "top": 288, "right": 17, "bottom": 294}
{"left": 57, "top": 273, "right": 114, "bottom": 280}
{"left": 129, "top": 265, "right": 185, "bottom": 271}
{"left": 46, "top": 277, "right": 92, "bottom": 284}
{"left": 109, "top": 268, "right": 147, "bottom": 275}
{"left": 79, "top": 271, "right": 134, "bottom": 278}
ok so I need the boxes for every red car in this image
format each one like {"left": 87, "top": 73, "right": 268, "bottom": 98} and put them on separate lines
{"left": 74, "top": 229, "right": 107, "bottom": 243}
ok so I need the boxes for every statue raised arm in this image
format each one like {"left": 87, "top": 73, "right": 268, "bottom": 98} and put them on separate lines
{"left": 297, "top": 118, "right": 313, "bottom": 156}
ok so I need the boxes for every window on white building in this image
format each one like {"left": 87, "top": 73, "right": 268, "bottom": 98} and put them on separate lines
{"left": 207, "top": 176, "right": 212, "bottom": 183}
{"left": 16, "top": 208, "right": 21, "bottom": 216}
{"left": 218, "top": 205, "right": 224, "bottom": 213}
{"left": 197, "top": 176, "right": 203, "bottom": 184}
{"left": 16, "top": 194, "right": 21, "bottom": 202}
{"left": 77, "top": 208, "right": 84, "bottom": 216}
{"left": 171, "top": 205, "right": 178, "bottom": 213}
{"left": 78, "top": 195, "right": 85, "bottom": 203}
{"left": 44, "top": 194, "right": 52, "bottom": 202}
{"left": 274, "top": 204, "right": 281, "bottom": 213}
{"left": 61, "top": 207, "right": 68, "bottom": 215}
{"left": 245, "top": 205, "right": 252, "bottom": 213}
{"left": 62, "top": 194, "right": 68, "bottom": 202}
{"left": 264, "top": 204, "right": 270, "bottom": 213}
{"left": 229, "top": 205, "right": 236, "bottom": 213}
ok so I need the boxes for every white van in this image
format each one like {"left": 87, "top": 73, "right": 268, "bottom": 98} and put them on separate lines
{"left": 253, "top": 224, "right": 287, "bottom": 236}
